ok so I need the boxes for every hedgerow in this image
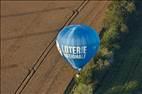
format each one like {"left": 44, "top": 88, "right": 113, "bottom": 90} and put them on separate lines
{"left": 72, "top": 0, "right": 136, "bottom": 94}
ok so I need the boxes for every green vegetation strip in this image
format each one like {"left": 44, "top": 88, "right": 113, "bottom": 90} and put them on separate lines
{"left": 95, "top": 1, "right": 142, "bottom": 94}
{"left": 71, "top": 0, "right": 142, "bottom": 94}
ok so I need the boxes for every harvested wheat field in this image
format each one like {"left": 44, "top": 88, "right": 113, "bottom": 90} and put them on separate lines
{"left": 1, "top": 1, "right": 110, "bottom": 94}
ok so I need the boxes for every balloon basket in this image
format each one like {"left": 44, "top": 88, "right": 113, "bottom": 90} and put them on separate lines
{"left": 75, "top": 73, "right": 80, "bottom": 78}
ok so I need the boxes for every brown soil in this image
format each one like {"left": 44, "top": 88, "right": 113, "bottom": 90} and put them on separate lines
{"left": 1, "top": 1, "right": 110, "bottom": 94}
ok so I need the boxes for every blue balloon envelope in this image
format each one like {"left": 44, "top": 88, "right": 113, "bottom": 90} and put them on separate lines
{"left": 56, "top": 24, "right": 100, "bottom": 71}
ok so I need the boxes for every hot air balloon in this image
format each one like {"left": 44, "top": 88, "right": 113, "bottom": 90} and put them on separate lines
{"left": 56, "top": 24, "right": 100, "bottom": 71}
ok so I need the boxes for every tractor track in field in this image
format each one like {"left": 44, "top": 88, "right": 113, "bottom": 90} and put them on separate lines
{"left": 1, "top": 29, "right": 57, "bottom": 41}
{"left": 14, "top": 1, "right": 89, "bottom": 94}
{"left": 1, "top": 7, "right": 73, "bottom": 18}
{"left": 89, "top": 1, "right": 108, "bottom": 26}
